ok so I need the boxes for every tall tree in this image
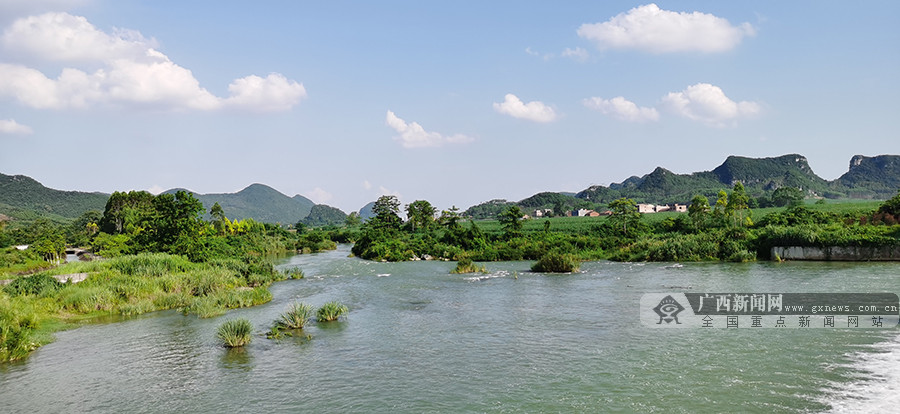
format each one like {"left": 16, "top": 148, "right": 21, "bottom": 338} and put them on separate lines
{"left": 369, "top": 195, "right": 403, "bottom": 232}
{"left": 99, "top": 190, "right": 155, "bottom": 234}
{"left": 141, "top": 191, "right": 206, "bottom": 260}
{"left": 688, "top": 195, "right": 710, "bottom": 230}
{"left": 210, "top": 202, "right": 228, "bottom": 235}
{"left": 405, "top": 200, "right": 437, "bottom": 233}
{"left": 498, "top": 205, "right": 524, "bottom": 239}
{"left": 608, "top": 197, "right": 640, "bottom": 235}
{"left": 727, "top": 182, "right": 751, "bottom": 227}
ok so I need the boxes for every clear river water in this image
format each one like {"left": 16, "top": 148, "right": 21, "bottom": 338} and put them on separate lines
{"left": 1, "top": 244, "right": 898, "bottom": 413}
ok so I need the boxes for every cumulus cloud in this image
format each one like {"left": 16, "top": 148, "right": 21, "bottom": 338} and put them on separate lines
{"left": 225, "top": 74, "right": 307, "bottom": 112}
{"left": 492, "top": 94, "right": 558, "bottom": 123}
{"left": 2, "top": 12, "right": 153, "bottom": 62}
{"left": 0, "top": 119, "right": 33, "bottom": 135}
{"left": 577, "top": 3, "right": 755, "bottom": 53}
{"left": 583, "top": 96, "right": 659, "bottom": 122}
{"left": 0, "top": 12, "right": 305, "bottom": 112}
{"left": 385, "top": 111, "right": 474, "bottom": 149}
{"left": 660, "top": 83, "right": 760, "bottom": 127}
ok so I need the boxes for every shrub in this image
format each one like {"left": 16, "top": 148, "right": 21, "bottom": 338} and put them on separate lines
{"left": 317, "top": 301, "right": 348, "bottom": 322}
{"left": 450, "top": 257, "right": 485, "bottom": 274}
{"left": 531, "top": 251, "right": 580, "bottom": 273}
{"left": 275, "top": 302, "right": 314, "bottom": 329}
{"left": 3, "top": 274, "right": 63, "bottom": 296}
{"left": 217, "top": 318, "right": 253, "bottom": 347}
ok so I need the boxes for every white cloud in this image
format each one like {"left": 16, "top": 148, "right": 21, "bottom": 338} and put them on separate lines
{"left": 561, "top": 47, "right": 589, "bottom": 62}
{"left": 492, "top": 93, "right": 558, "bottom": 123}
{"left": 0, "top": 12, "right": 305, "bottom": 112}
{"left": 577, "top": 3, "right": 755, "bottom": 54}
{"left": 362, "top": 180, "right": 372, "bottom": 190}
{"left": 305, "top": 187, "right": 333, "bottom": 204}
{"left": 583, "top": 96, "right": 659, "bottom": 122}
{"left": 660, "top": 83, "right": 760, "bottom": 127}
{"left": 2, "top": 12, "right": 153, "bottom": 62}
{"left": 225, "top": 74, "right": 307, "bottom": 112}
{"left": 0, "top": 119, "right": 33, "bottom": 135}
{"left": 385, "top": 110, "right": 474, "bottom": 148}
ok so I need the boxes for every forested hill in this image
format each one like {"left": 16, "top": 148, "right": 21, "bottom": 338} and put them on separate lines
{"left": 0, "top": 175, "right": 342, "bottom": 226}
{"left": 164, "top": 184, "right": 316, "bottom": 225}
{"left": 835, "top": 155, "right": 900, "bottom": 197}
{"left": 0, "top": 173, "right": 108, "bottom": 220}
{"left": 577, "top": 154, "right": 895, "bottom": 205}
{"left": 465, "top": 153, "right": 900, "bottom": 218}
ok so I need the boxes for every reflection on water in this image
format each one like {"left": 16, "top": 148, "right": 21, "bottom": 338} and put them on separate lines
{"left": 1, "top": 245, "right": 897, "bottom": 413}
{"left": 220, "top": 347, "right": 252, "bottom": 370}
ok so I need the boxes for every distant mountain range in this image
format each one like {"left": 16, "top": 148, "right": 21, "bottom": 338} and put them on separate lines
{"left": 0, "top": 176, "right": 346, "bottom": 226}
{"left": 465, "top": 154, "right": 900, "bottom": 218}
{"left": 2, "top": 153, "right": 898, "bottom": 224}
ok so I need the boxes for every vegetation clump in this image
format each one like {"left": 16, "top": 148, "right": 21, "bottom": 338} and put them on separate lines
{"left": 531, "top": 251, "right": 580, "bottom": 273}
{"left": 275, "top": 302, "right": 315, "bottom": 330}
{"left": 217, "top": 318, "right": 253, "bottom": 348}
{"left": 316, "top": 301, "right": 349, "bottom": 322}
{"left": 450, "top": 257, "right": 486, "bottom": 274}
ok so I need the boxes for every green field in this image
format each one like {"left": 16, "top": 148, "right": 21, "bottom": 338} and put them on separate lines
{"left": 471, "top": 199, "right": 884, "bottom": 236}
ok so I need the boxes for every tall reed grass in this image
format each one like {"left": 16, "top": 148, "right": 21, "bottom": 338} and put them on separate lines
{"left": 217, "top": 318, "right": 253, "bottom": 347}
{"left": 317, "top": 301, "right": 349, "bottom": 322}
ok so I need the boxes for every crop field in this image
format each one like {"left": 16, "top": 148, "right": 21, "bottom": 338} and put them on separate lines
{"left": 472, "top": 199, "right": 884, "bottom": 236}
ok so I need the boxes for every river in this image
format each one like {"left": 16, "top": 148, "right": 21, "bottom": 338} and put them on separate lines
{"left": 1, "top": 245, "right": 897, "bottom": 413}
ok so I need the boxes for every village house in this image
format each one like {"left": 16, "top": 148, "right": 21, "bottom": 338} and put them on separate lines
{"left": 638, "top": 203, "right": 688, "bottom": 213}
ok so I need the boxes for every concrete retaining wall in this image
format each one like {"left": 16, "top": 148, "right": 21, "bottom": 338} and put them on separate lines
{"left": 772, "top": 246, "right": 900, "bottom": 261}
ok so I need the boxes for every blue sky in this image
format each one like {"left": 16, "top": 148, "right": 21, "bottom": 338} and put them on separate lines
{"left": 1, "top": 1, "right": 898, "bottom": 213}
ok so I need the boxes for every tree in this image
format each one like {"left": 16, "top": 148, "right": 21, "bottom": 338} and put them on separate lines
{"left": 439, "top": 206, "right": 462, "bottom": 230}
{"left": 210, "top": 202, "right": 228, "bottom": 235}
{"left": 608, "top": 198, "right": 640, "bottom": 235}
{"left": 498, "top": 205, "right": 524, "bottom": 239}
{"left": 344, "top": 212, "right": 362, "bottom": 227}
{"left": 713, "top": 190, "right": 729, "bottom": 221}
{"left": 369, "top": 195, "right": 402, "bottom": 232}
{"left": 688, "top": 195, "right": 710, "bottom": 230}
{"left": 727, "top": 183, "right": 751, "bottom": 227}
{"left": 771, "top": 187, "right": 804, "bottom": 207}
{"left": 99, "top": 190, "right": 155, "bottom": 234}
{"left": 405, "top": 200, "right": 437, "bottom": 233}
{"left": 877, "top": 190, "right": 900, "bottom": 217}
{"left": 141, "top": 191, "right": 207, "bottom": 260}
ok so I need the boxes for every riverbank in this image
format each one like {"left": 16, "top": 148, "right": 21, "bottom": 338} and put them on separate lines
{"left": 1, "top": 253, "right": 287, "bottom": 362}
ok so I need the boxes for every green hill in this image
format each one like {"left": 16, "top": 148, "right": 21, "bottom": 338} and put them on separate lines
{"left": 302, "top": 204, "right": 348, "bottom": 227}
{"left": 165, "top": 184, "right": 315, "bottom": 225}
{"left": 711, "top": 154, "right": 829, "bottom": 193}
{"left": 835, "top": 155, "right": 900, "bottom": 198}
{"left": 0, "top": 173, "right": 108, "bottom": 220}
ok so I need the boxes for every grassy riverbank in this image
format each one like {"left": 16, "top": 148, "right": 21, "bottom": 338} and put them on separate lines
{"left": 1, "top": 253, "right": 285, "bottom": 361}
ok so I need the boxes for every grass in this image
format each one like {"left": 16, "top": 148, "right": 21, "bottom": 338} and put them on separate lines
{"left": 1, "top": 252, "right": 284, "bottom": 361}
{"left": 217, "top": 318, "right": 253, "bottom": 348}
{"left": 450, "top": 257, "right": 486, "bottom": 274}
{"left": 531, "top": 251, "right": 581, "bottom": 273}
{"left": 317, "top": 301, "right": 348, "bottom": 322}
{"left": 275, "top": 302, "right": 314, "bottom": 330}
